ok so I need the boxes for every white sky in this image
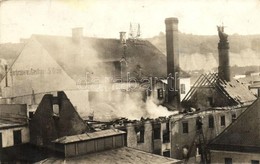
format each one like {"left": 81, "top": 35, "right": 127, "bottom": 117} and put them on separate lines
{"left": 1, "top": 0, "right": 260, "bottom": 43}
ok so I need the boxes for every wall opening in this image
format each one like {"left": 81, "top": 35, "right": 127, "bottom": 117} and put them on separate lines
{"left": 163, "top": 150, "right": 170, "bottom": 157}
{"left": 13, "top": 130, "right": 22, "bottom": 145}
{"left": 157, "top": 88, "right": 164, "bottom": 99}
{"left": 153, "top": 125, "right": 161, "bottom": 140}
{"left": 208, "top": 115, "right": 214, "bottom": 128}
{"left": 220, "top": 115, "right": 226, "bottom": 126}
{"left": 135, "top": 126, "right": 144, "bottom": 143}
{"left": 232, "top": 113, "right": 237, "bottom": 122}
{"left": 180, "top": 84, "right": 185, "bottom": 94}
{"left": 251, "top": 160, "right": 259, "bottom": 164}
{"left": 224, "top": 157, "right": 232, "bottom": 164}
{"left": 182, "top": 122, "right": 189, "bottom": 133}
{"left": 0, "top": 133, "right": 2, "bottom": 148}
{"left": 163, "top": 122, "right": 170, "bottom": 143}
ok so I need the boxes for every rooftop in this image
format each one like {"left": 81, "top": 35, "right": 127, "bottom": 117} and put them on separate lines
{"left": 0, "top": 119, "right": 27, "bottom": 130}
{"left": 53, "top": 129, "right": 125, "bottom": 144}
{"left": 39, "top": 147, "right": 181, "bottom": 164}
{"left": 210, "top": 97, "right": 260, "bottom": 153}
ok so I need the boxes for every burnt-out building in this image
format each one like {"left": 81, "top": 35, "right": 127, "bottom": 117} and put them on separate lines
{"left": 29, "top": 91, "right": 89, "bottom": 147}
{"left": 125, "top": 119, "right": 171, "bottom": 157}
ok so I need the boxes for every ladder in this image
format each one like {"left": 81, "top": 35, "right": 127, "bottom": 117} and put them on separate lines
{"left": 186, "top": 128, "right": 210, "bottom": 163}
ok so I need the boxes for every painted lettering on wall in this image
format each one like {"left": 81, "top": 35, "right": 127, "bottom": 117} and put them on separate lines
{"left": 10, "top": 68, "right": 62, "bottom": 76}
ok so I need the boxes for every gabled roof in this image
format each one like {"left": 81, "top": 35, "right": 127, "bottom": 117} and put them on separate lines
{"left": 32, "top": 35, "right": 171, "bottom": 79}
{"left": 210, "top": 98, "right": 260, "bottom": 153}
{"left": 182, "top": 73, "right": 256, "bottom": 105}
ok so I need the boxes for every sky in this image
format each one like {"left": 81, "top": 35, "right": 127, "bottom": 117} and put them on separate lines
{"left": 1, "top": 0, "right": 260, "bottom": 43}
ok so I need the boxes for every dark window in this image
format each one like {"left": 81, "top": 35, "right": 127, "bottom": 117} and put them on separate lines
{"left": 221, "top": 115, "right": 226, "bottom": 126}
{"left": 0, "top": 133, "right": 2, "bottom": 148}
{"left": 182, "top": 122, "right": 189, "bottom": 133}
{"left": 163, "top": 122, "right": 170, "bottom": 143}
{"left": 225, "top": 158, "right": 232, "bottom": 164}
{"left": 157, "top": 88, "right": 163, "bottom": 99}
{"left": 232, "top": 113, "right": 237, "bottom": 122}
{"left": 29, "top": 111, "right": 34, "bottom": 119}
{"left": 209, "top": 115, "right": 214, "bottom": 128}
{"left": 252, "top": 160, "right": 260, "bottom": 164}
{"left": 163, "top": 150, "right": 170, "bottom": 157}
{"left": 153, "top": 125, "right": 161, "bottom": 140}
{"left": 136, "top": 126, "right": 144, "bottom": 143}
{"left": 208, "top": 97, "right": 213, "bottom": 106}
{"left": 13, "top": 130, "right": 22, "bottom": 145}
{"left": 153, "top": 149, "right": 161, "bottom": 155}
{"left": 180, "top": 84, "right": 185, "bottom": 94}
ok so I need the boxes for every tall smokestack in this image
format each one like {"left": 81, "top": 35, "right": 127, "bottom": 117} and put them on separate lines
{"left": 217, "top": 26, "right": 230, "bottom": 82}
{"left": 5, "top": 65, "right": 8, "bottom": 87}
{"left": 165, "top": 17, "right": 180, "bottom": 109}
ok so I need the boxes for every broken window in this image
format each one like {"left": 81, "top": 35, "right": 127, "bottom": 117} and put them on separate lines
{"left": 182, "top": 122, "right": 189, "bottom": 133}
{"left": 13, "top": 130, "right": 22, "bottom": 145}
{"left": 163, "top": 122, "right": 170, "bottom": 143}
{"left": 153, "top": 124, "right": 161, "bottom": 140}
{"left": 0, "top": 133, "right": 2, "bottom": 148}
{"left": 53, "top": 104, "right": 60, "bottom": 116}
{"left": 29, "top": 111, "right": 34, "bottom": 119}
{"left": 180, "top": 84, "right": 185, "bottom": 94}
{"left": 135, "top": 126, "right": 144, "bottom": 143}
{"left": 207, "top": 97, "right": 213, "bottom": 106}
{"left": 157, "top": 88, "right": 163, "bottom": 99}
{"left": 221, "top": 115, "right": 226, "bottom": 126}
{"left": 232, "top": 113, "right": 237, "bottom": 122}
{"left": 224, "top": 158, "right": 232, "bottom": 164}
{"left": 251, "top": 160, "right": 260, "bottom": 164}
{"left": 163, "top": 150, "right": 170, "bottom": 157}
{"left": 208, "top": 115, "right": 214, "bottom": 128}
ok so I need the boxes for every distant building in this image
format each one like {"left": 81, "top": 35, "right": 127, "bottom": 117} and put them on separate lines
{"left": 0, "top": 104, "right": 29, "bottom": 148}
{"left": 0, "top": 104, "right": 30, "bottom": 161}
{"left": 209, "top": 98, "right": 260, "bottom": 163}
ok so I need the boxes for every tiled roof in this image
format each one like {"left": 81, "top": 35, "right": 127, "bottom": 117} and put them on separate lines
{"left": 53, "top": 129, "right": 125, "bottom": 144}
{"left": 210, "top": 98, "right": 260, "bottom": 152}
{"left": 39, "top": 147, "right": 181, "bottom": 164}
{"left": 33, "top": 35, "right": 170, "bottom": 79}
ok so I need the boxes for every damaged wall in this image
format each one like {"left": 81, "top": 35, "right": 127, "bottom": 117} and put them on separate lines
{"left": 29, "top": 91, "right": 88, "bottom": 146}
{"left": 170, "top": 107, "right": 246, "bottom": 159}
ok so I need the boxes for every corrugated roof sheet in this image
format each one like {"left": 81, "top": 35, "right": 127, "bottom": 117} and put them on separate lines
{"left": 53, "top": 129, "right": 125, "bottom": 144}
{"left": 38, "top": 147, "right": 181, "bottom": 164}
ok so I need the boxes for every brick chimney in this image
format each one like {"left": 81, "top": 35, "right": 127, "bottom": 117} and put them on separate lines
{"left": 165, "top": 17, "right": 180, "bottom": 109}
{"left": 72, "top": 27, "right": 83, "bottom": 42}
{"left": 217, "top": 26, "right": 230, "bottom": 82}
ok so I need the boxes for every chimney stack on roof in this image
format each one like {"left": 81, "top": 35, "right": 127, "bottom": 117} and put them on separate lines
{"left": 165, "top": 17, "right": 180, "bottom": 109}
{"left": 72, "top": 27, "right": 83, "bottom": 42}
{"left": 217, "top": 26, "right": 231, "bottom": 82}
